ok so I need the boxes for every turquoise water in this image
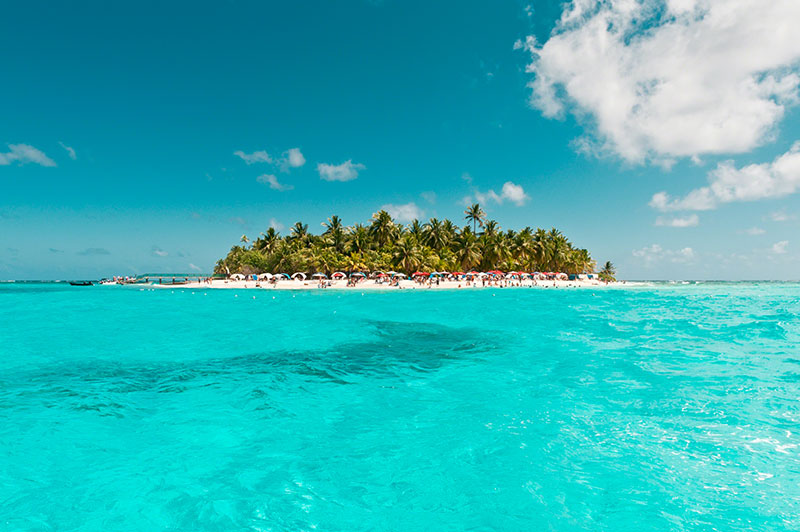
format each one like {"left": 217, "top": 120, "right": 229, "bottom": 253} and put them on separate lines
{"left": 2, "top": 282, "right": 799, "bottom": 530}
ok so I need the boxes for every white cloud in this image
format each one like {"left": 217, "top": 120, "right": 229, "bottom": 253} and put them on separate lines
{"left": 655, "top": 214, "right": 699, "bottom": 227}
{"left": 633, "top": 243, "right": 695, "bottom": 265}
{"left": 519, "top": 0, "right": 800, "bottom": 163}
{"left": 151, "top": 246, "right": 168, "bottom": 257}
{"left": 234, "top": 150, "right": 272, "bottom": 164}
{"left": 745, "top": 227, "right": 765, "bottom": 235}
{"left": 58, "top": 141, "right": 76, "bottom": 160}
{"left": 765, "top": 209, "right": 795, "bottom": 222}
{"left": 282, "top": 148, "right": 305, "bottom": 169}
{"left": 257, "top": 174, "right": 293, "bottom": 191}
{"left": 650, "top": 142, "right": 800, "bottom": 211}
{"left": 189, "top": 263, "right": 202, "bottom": 272}
{"left": 461, "top": 172, "right": 473, "bottom": 184}
{"left": 269, "top": 218, "right": 285, "bottom": 231}
{"left": 772, "top": 240, "right": 789, "bottom": 254}
{"left": 317, "top": 160, "right": 365, "bottom": 182}
{"left": 382, "top": 202, "right": 423, "bottom": 223}
{"left": 472, "top": 181, "right": 530, "bottom": 206}
{"left": 420, "top": 191, "right": 437, "bottom": 204}
{"left": 0, "top": 144, "right": 56, "bottom": 167}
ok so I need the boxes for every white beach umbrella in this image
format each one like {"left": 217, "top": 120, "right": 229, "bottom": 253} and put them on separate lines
{"left": 292, "top": 272, "right": 307, "bottom": 281}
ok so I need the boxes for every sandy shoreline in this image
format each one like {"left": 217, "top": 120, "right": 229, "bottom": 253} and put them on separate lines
{"left": 153, "top": 278, "right": 632, "bottom": 291}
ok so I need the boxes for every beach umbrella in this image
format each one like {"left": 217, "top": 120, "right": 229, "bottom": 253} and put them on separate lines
{"left": 332, "top": 271, "right": 346, "bottom": 279}
{"left": 412, "top": 272, "right": 428, "bottom": 277}
{"left": 311, "top": 273, "right": 328, "bottom": 279}
{"left": 350, "top": 272, "right": 366, "bottom": 278}
{"left": 392, "top": 272, "right": 407, "bottom": 278}
{"left": 258, "top": 273, "right": 273, "bottom": 280}
{"left": 276, "top": 273, "right": 290, "bottom": 279}
{"left": 292, "top": 272, "right": 307, "bottom": 280}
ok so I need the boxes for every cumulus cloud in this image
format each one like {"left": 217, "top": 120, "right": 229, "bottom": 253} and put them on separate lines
{"left": 654, "top": 214, "right": 699, "bottom": 227}
{"left": 650, "top": 142, "right": 800, "bottom": 211}
{"left": 518, "top": 0, "right": 800, "bottom": 163}
{"left": 632, "top": 244, "right": 695, "bottom": 265}
{"left": 151, "top": 246, "right": 168, "bottom": 257}
{"left": 0, "top": 144, "right": 56, "bottom": 167}
{"left": 280, "top": 148, "right": 306, "bottom": 171}
{"left": 317, "top": 160, "right": 365, "bottom": 182}
{"left": 471, "top": 181, "right": 530, "bottom": 206}
{"left": 234, "top": 150, "right": 272, "bottom": 164}
{"left": 257, "top": 173, "right": 293, "bottom": 191}
{"left": 58, "top": 141, "right": 77, "bottom": 160}
{"left": 269, "top": 218, "right": 285, "bottom": 231}
{"left": 382, "top": 202, "right": 424, "bottom": 223}
{"left": 772, "top": 240, "right": 789, "bottom": 254}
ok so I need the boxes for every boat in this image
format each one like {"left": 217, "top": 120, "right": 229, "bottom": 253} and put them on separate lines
{"left": 69, "top": 281, "right": 93, "bottom": 286}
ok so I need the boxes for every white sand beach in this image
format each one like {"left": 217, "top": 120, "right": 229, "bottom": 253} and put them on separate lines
{"left": 161, "top": 277, "right": 626, "bottom": 291}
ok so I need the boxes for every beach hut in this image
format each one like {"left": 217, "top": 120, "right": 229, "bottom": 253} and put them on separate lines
{"left": 231, "top": 273, "right": 246, "bottom": 281}
{"left": 292, "top": 272, "right": 307, "bottom": 281}
{"left": 311, "top": 272, "right": 328, "bottom": 279}
{"left": 331, "top": 271, "right": 346, "bottom": 279}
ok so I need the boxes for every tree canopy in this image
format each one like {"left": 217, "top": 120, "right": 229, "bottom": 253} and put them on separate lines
{"left": 215, "top": 206, "right": 599, "bottom": 276}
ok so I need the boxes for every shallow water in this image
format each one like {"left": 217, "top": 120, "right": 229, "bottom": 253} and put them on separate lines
{"left": 2, "top": 282, "right": 799, "bottom": 530}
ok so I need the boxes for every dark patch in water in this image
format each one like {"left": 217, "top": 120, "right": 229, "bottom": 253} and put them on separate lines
{"left": 0, "top": 320, "right": 500, "bottom": 418}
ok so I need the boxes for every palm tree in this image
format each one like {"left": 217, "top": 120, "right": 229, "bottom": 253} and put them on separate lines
{"left": 599, "top": 261, "right": 616, "bottom": 282}
{"left": 215, "top": 207, "right": 600, "bottom": 279}
{"left": 482, "top": 220, "right": 500, "bottom": 238}
{"left": 392, "top": 235, "right": 421, "bottom": 274}
{"left": 464, "top": 203, "right": 486, "bottom": 233}
{"left": 289, "top": 222, "right": 309, "bottom": 245}
{"left": 456, "top": 230, "right": 482, "bottom": 271}
{"left": 348, "top": 224, "right": 371, "bottom": 254}
{"left": 370, "top": 210, "right": 395, "bottom": 249}
{"left": 407, "top": 219, "right": 425, "bottom": 243}
{"left": 322, "top": 215, "right": 346, "bottom": 252}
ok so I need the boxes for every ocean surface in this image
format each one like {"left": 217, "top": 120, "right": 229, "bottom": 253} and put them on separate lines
{"left": 2, "top": 282, "right": 799, "bottom": 531}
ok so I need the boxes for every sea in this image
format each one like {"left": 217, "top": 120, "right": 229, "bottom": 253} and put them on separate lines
{"left": 1, "top": 281, "right": 799, "bottom": 531}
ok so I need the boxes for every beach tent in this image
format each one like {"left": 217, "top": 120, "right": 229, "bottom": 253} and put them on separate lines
{"left": 231, "top": 273, "right": 245, "bottom": 281}
{"left": 311, "top": 273, "right": 328, "bottom": 279}
{"left": 292, "top": 272, "right": 307, "bottom": 281}
{"left": 331, "top": 271, "right": 346, "bottom": 279}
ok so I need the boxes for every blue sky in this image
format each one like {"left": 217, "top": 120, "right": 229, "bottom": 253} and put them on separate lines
{"left": 3, "top": 0, "right": 800, "bottom": 280}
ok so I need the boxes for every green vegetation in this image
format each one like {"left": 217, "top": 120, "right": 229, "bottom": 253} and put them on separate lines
{"left": 215, "top": 204, "right": 600, "bottom": 276}
{"left": 598, "top": 261, "right": 616, "bottom": 282}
